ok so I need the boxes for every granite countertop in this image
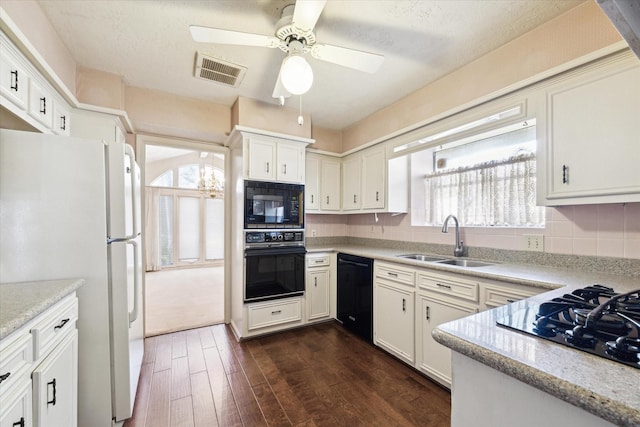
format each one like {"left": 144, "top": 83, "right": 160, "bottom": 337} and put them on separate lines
{"left": 308, "top": 243, "right": 640, "bottom": 426}
{"left": 0, "top": 278, "right": 84, "bottom": 340}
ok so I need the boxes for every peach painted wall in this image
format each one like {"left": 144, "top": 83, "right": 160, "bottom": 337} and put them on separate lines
{"left": 125, "top": 86, "right": 231, "bottom": 143}
{"left": 311, "top": 127, "right": 342, "bottom": 153}
{"left": 76, "top": 67, "right": 125, "bottom": 110}
{"left": 341, "top": 1, "right": 623, "bottom": 152}
{"left": 1, "top": 0, "right": 77, "bottom": 95}
{"left": 234, "top": 97, "right": 311, "bottom": 139}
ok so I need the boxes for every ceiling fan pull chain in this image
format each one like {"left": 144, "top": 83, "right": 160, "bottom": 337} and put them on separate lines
{"left": 298, "top": 96, "right": 304, "bottom": 126}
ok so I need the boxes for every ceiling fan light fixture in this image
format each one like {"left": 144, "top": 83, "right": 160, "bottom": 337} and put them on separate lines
{"left": 280, "top": 54, "right": 313, "bottom": 95}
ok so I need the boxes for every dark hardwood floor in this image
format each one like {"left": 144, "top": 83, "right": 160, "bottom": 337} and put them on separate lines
{"left": 124, "top": 321, "right": 451, "bottom": 427}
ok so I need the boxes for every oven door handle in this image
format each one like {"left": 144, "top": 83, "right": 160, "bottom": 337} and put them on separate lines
{"left": 245, "top": 246, "right": 307, "bottom": 257}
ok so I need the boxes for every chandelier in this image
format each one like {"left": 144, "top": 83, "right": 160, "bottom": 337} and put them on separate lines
{"left": 198, "top": 154, "right": 224, "bottom": 198}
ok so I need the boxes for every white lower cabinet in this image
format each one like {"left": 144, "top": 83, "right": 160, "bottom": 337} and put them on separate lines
{"left": 306, "top": 253, "right": 332, "bottom": 322}
{"left": 374, "top": 280, "right": 415, "bottom": 364}
{"left": 374, "top": 262, "right": 416, "bottom": 365}
{"left": 416, "top": 292, "right": 477, "bottom": 388}
{"left": 32, "top": 331, "right": 77, "bottom": 427}
{"left": 0, "top": 293, "right": 78, "bottom": 427}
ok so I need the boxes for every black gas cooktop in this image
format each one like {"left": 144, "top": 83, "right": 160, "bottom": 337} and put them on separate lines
{"left": 497, "top": 284, "right": 640, "bottom": 369}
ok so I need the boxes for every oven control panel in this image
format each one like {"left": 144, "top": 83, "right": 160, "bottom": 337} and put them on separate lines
{"left": 245, "top": 231, "right": 304, "bottom": 246}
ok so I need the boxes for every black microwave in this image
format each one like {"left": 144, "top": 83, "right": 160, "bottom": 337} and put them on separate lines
{"left": 244, "top": 180, "right": 304, "bottom": 229}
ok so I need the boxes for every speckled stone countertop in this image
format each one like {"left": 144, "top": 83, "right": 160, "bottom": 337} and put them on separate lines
{"left": 0, "top": 279, "right": 84, "bottom": 340}
{"left": 307, "top": 242, "right": 640, "bottom": 426}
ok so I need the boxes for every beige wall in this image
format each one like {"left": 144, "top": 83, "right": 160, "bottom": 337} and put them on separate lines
{"left": 341, "top": 1, "right": 623, "bottom": 152}
{"left": 1, "top": 0, "right": 77, "bottom": 95}
{"left": 125, "top": 86, "right": 231, "bottom": 143}
{"left": 233, "top": 97, "right": 311, "bottom": 139}
{"left": 311, "top": 126, "right": 342, "bottom": 153}
{"left": 76, "top": 67, "right": 125, "bottom": 110}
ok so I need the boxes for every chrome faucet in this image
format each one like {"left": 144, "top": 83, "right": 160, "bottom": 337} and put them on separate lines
{"left": 442, "top": 215, "right": 464, "bottom": 257}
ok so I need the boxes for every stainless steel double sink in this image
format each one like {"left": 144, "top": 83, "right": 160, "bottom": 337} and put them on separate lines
{"left": 396, "top": 253, "right": 495, "bottom": 268}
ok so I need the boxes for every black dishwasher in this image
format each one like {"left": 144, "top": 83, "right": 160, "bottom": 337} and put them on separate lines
{"left": 337, "top": 253, "right": 373, "bottom": 342}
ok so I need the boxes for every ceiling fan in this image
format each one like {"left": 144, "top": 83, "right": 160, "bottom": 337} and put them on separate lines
{"left": 190, "top": 0, "right": 384, "bottom": 102}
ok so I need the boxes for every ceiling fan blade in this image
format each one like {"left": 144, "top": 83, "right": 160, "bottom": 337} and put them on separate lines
{"left": 272, "top": 67, "right": 292, "bottom": 100}
{"left": 190, "top": 25, "right": 280, "bottom": 48}
{"left": 311, "top": 44, "right": 384, "bottom": 73}
{"left": 292, "top": 0, "right": 327, "bottom": 32}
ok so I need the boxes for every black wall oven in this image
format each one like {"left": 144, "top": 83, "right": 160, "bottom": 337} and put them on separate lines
{"left": 244, "top": 180, "right": 304, "bottom": 229}
{"left": 244, "top": 231, "right": 306, "bottom": 303}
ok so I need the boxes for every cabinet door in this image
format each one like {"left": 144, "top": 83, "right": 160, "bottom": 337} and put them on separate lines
{"left": 0, "top": 49, "right": 29, "bottom": 110}
{"left": 307, "top": 269, "right": 330, "bottom": 321}
{"left": 545, "top": 62, "right": 640, "bottom": 203}
{"left": 0, "top": 380, "right": 32, "bottom": 427}
{"left": 28, "top": 80, "right": 53, "bottom": 129}
{"left": 305, "top": 156, "right": 320, "bottom": 210}
{"left": 276, "top": 141, "right": 303, "bottom": 183}
{"left": 52, "top": 103, "right": 71, "bottom": 137}
{"left": 321, "top": 158, "right": 341, "bottom": 211}
{"left": 374, "top": 281, "right": 415, "bottom": 364}
{"left": 362, "top": 148, "right": 385, "bottom": 209}
{"left": 248, "top": 139, "right": 276, "bottom": 181}
{"left": 416, "top": 294, "right": 477, "bottom": 387}
{"left": 32, "top": 331, "right": 77, "bottom": 427}
{"left": 342, "top": 155, "right": 361, "bottom": 210}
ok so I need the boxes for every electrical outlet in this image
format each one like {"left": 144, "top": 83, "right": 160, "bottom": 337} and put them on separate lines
{"left": 523, "top": 234, "right": 544, "bottom": 252}
{"left": 311, "top": 229, "right": 317, "bottom": 237}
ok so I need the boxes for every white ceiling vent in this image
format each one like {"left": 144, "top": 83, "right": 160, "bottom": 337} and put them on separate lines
{"left": 194, "top": 52, "right": 247, "bottom": 87}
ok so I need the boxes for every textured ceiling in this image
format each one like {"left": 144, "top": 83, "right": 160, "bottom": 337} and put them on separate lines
{"left": 37, "top": 0, "right": 585, "bottom": 130}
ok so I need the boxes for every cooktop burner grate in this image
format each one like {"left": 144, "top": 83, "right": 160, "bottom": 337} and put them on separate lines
{"left": 497, "top": 284, "right": 640, "bottom": 369}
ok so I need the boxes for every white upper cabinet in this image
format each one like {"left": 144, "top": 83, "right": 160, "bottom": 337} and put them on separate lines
{"left": 246, "top": 135, "right": 306, "bottom": 183}
{"left": 306, "top": 153, "right": 341, "bottom": 212}
{"left": 0, "top": 47, "right": 29, "bottom": 110}
{"left": 342, "top": 154, "right": 362, "bottom": 211}
{"left": 28, "top": 79, "right": 54, "bottom": 129}
{"left": 539, "top": 52, "right": 640, "bottom": 205}
{"left": 361, "top": 147, "right": 385, "bottom": 209}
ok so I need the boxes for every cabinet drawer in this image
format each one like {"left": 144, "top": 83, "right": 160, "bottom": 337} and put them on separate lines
{"left": 0, "top": 331, "right": 32, "bottom": 396}
{"left": 417, "top": 272, "right": 478, "bottom": 302}
{"left": 483, "top": 285, "right": 537, "bottom": 309}
{"left": 375, "top": 262, "right": 415, "bottom": 286}
{"left": 307, "top": 254, "right": 330, "bottom": 268}
{"left": 247, "top": 299, "right": 302, "bottom": 330}
{"left": 31, "top": 295, "right": 78, "bottom": 361}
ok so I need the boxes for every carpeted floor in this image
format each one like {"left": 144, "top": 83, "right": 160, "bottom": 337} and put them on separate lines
{"left": 145, "top": 266, "right": 224, "bottom": 336}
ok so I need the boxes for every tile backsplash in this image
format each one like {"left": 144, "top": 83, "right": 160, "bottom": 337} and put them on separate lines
{"left": 306, "top": 202, "right": 640, "bottom": 260}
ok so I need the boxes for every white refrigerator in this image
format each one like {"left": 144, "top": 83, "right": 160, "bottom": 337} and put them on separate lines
{"left": 0, "top": 128, "right": 144, "bottom": 426}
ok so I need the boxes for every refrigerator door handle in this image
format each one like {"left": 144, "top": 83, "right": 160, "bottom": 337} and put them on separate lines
{"left": 123, "top": 146, "right": 139, "bottom": 240}
{"left": 127, "top": 239, "right": 140, "bottom": 325}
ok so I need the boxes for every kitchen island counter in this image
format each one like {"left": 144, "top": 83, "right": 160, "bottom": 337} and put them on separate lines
{"left": 307, "top": 242, "right": 639, "bottom": 426}
{"left": 0, "top": 278, "right": 84, "bottom": 340}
